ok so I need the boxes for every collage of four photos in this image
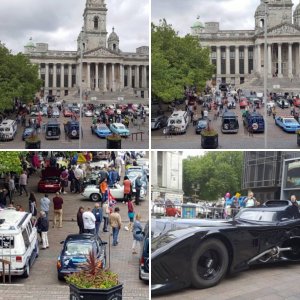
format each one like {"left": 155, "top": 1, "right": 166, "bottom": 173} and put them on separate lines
{"left": 1, "top": 0, "right": 300, "bottom": 299}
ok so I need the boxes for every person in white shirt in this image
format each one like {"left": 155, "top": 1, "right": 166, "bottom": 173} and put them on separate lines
{"left": 74, "top": 165, "right": 84, "bottom": 193}
{"left": 40, "top": 194, "right": 51, "bottom": 219}
{"left": 82, "top": 207, "right": 96, "bottom": 234}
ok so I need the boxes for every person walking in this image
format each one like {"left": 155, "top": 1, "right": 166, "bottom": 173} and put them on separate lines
{"left": 82, "top": 207, "right": 96, "bottom": 234}
{"left": 125, "top": 198, "right": 135, "bottom": 231}
{"left": 40, "top": 194, "right": 51, "bottom": 219}
{"left": 29, "top": 192, "right": 38, "bottom": 224}
{"left": 134, "top": 174, "right": 143, "bottom": 206}
{"left": 19, "top": 170, "right": 28, "bottom": 196}
{"left": 110, "top": 207, "right": 122, "bottom": 246}
{"left": 53, "top": 192, "right": 64, "bottom": 228}
{"left": 92, "top": 203, "right": 103, "bottom": 236}
{"left": 36, "top": 211, "right": 49, "bottom": 249}
{"left": 102, "top": 200, "right": 109, "bottom": 232}
{"left": 132, "top": 213, "right": 144, "bottom": 255}
{"left": 123, "top": 176, "right": 132, "bottom": 203}
{"left": 77, "top": 206, "right": 84, "bottom": 234}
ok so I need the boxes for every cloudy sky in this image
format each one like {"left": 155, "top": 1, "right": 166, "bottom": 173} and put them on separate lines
{"left": 152, "top": 0, "right": 299, "bottom": 35}
{"left": 0, "top": 0, "right": 149, "bottom": 54}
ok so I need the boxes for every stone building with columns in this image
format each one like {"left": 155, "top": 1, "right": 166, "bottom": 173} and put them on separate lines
{"left": 23, "top": 0, "right": 149, "bottom": 98}
{"left": 191, "top": 0, "right": 300, "bottom": 86}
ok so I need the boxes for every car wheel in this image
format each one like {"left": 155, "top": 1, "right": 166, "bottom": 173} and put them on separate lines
{"left": 23, "top": 262, "right": 30, "bottom": 278}
{"left": 90, "top": 193, "right": 101, "bottom": 202}
{"left": 190, "top": 238, "right": 228, "bottom": 289}
{"left": 57, "top": 273, "right": 64, "bottom": 281}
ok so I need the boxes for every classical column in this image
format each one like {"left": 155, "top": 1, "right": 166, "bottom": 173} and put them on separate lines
{"left": 87, "top": 63, "right": 91, "bottom": 90}
{"left": 216, "top": 46, "right": 221, "bottom": 76}
{"left": 112, "top": 63, "right": 115, "bottom": 92}
{"left": 257, "top": 44, "right": 261, "bottom": 74}
{"left": 278, "top": 43, "right": 282, "bottom": 78}
{"left": 225, "top": 46, "right": 230, "bottom": 75}
{"left": 103, "top": 63, "right": 107, "bottom": 92}
{"left": 60, "top": 64, "right": 64, "bottom": 88}
{"left": 45, "top": 63, "right": 49, "bottom": 89}
{"left": 235, "top": 46, "right": 240, "bottom": 75}
{"left": 142, "top": 65, "right": 147, "bottom": 88}
{"left": 38, "top": 64, "right": 41, "bottom": 79}
{"left": 135, "top": 65, "right": 140, "bottom": 88}
{"left": 298, "top": 43, "right": 300, "bottom": 77}
{"left": 128, "top": 65, "right": 132, "bottom": 88}
{"left": 68, "top": 64, "right": 72, "bottom": 88}
{"left": 244, "top": 46, "right": 249, "bottom": 74}
{"left": 120, "top": 64, "right": 125, "bottom": 89}
{"left": 95, "top": 63, "right": 99, "bottom": 91}
{"left": 267, "top": 44, "right": 272, "bottom": 77}
{"left": 53, "top": 64, "right": 57, "bottom": 88}
{"left": 288, "top": 42, "right": 293, "bottom": 78}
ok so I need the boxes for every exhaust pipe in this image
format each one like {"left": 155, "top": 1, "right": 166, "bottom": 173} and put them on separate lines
{"left": 248, "top": 246, "right": 292, "bottom": 265}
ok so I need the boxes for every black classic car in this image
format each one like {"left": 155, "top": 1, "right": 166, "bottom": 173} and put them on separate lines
{"left": 151, "top": 200, "right": 300, "bottom": 295}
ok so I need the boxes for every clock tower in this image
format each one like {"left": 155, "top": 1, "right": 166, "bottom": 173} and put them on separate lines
{"left": 79, "top": 0, "right": 108, "bottom": 51}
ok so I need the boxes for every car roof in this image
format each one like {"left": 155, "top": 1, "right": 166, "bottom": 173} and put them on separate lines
{"left": 223, "top": 111, "right": 237, "bottom": 118}
{"left": 65, "top": 234, "right": 98, "bottom": 243}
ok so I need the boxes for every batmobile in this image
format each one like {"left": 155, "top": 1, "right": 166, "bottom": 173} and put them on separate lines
{"left": 151, "top": 200, "right": 300, "bottom": 295}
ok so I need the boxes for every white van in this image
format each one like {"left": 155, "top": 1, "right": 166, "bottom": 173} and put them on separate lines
{"left": 0, "top": 209, "right": 38, "bottom": 277}
{"left": 167, "top": 110, "right": 190, "bottom": 133}
{"left": 0, "top": 119, "right": 17, "bottom": 140}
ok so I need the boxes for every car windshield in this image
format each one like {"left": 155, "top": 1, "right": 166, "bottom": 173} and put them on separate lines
{"left": 284, "top": 119, "right": 296, "bottom": 123}
{"left": 65, "top": 241, "right": 93, "bottom": 256}
{"left": 236, "top": 210, "right": 278, "bottom": 222}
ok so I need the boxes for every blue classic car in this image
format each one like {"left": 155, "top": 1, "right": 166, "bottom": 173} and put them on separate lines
{"left": 57, "top": 234, "right": 107, "bottom": 280}
{"left": 22, "top": 126, "right": 35, "bottom": 140}
{"left": 195, "top": 119, "right": 208, "bottom": 134}
{"left": 91, "top": 124, "right": 112, "bottom": 138}
{"left": 275, "top": 116, "right": 300, "bottom": 132}
{"left": 110, "top": 123, "right": 130, "bottom": 137}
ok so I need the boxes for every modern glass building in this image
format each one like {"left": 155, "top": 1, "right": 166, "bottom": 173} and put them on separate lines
{"left": 242, "top": 151, "right": 300, "bottom": 202}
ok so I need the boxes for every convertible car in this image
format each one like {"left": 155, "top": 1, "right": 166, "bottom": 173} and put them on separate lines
{"left": 152, "top": 200, "right": 300, "bottom": 295}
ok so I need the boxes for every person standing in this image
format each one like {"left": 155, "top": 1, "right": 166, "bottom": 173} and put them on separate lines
{"left": 132, "top": 213, "right": 144, "bottom": 255}
{"left": 100, "top": 178, "right": 108, "bottom": 202}
{"left": 19, "top": 170, "right": 28, "bottom": 196}
{"left": 8, "top": 175, "right": 15, "bottom": 203}
{"left": 110, "top": 207, "right": 122, "bottom": 246}
{"left": 53, "top": 192, "right": 64, "bottom": 228}
{"left": 77, "top": 206, "right": 84, "bottom": 234}
{"left": 135, "top": 174, "right": 143, "bottom": 206}
{"left": 60, "top": 167, "right": 69, "bottom": 194}
{"left": 244, "top": 191, "right": 258, "bottom": 208}
{"left": 92, "top": 203, "right": 103, "bottom": 236}
{"left": 82, "top": 207, "right": 96, "bottom": 234}
{"left": 74, "top": 165, "right": 84, "bottom": 193}
{"left": 125, "top": 198, "right": 135, "bottom": 231}
{"left": 102, "top": 200, "right": 109, "bottom": 232}
{"left": 115, "top": 156, "right": 123, "bottom": 177}
{"left": 40, "top": 194, "right": 51, "bottom": 219}
{"left": 29, "top": 192, "right": 38, "bottom": 224}
{"left": 123, "top": 176, "right": 132, "bottom": 203}
{"left": 36, "top": 211, "right": 49, "bottom": 249}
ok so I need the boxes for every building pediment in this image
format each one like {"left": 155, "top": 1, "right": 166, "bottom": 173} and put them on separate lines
{"left": 84, "top": 47, "right": 121, "bottom": 58}
{"left": 267, "top": 23, "right": 300, "bottom": 36}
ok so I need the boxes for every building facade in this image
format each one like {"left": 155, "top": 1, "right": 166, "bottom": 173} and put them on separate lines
{"left": 242, "top": 151, "right": 300, "bottom": 202}
{"left": 151, "top": 151, "right": 184, "bottom": 202}
{"left": 192, "top": 0, "right": 300, "bottom": 85}
{"left": 24, "top": 0, "right": 149, "bottom": 98}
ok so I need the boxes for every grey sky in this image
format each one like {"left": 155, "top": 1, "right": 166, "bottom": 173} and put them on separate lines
{"left": 0, "top": 0, "right": 149, "bottom": 54}
{"left": 152, "top": 0, "right": 299, "bottom": 35}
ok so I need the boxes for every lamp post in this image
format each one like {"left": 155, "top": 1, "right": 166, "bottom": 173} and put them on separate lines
{"left": 263, "top": 0, "right": 269, "bottom": 149}
{"left": 79, "top": 29, "right": 85, "bottom": 149}
{"left": 191, "top": 183, "right": 200, "bottom": 203}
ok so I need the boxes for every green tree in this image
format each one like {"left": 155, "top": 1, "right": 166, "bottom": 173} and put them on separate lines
{"left": 152, "top": 20, "right": 215, "bottom": 103}
{"left": 0, "top": 43, "right": 42, "bottom": 111}
{"left": 183, "top": 152, "right": 243, "bottom": 201}
{"left": 0, "top": 152, "right": 23, "bottom": 174}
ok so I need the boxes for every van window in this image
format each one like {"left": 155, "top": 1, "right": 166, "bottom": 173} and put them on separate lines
{"left": 26, "top": 222, "right": 32, "bottom": 236}
{"left": 22, "top": 229, "right": 30, "bottom": 250}
{"left": 0, "top": 236, "right": 14, "bottom": 249}
{"left": 5, "top": 128, "right": 10, "bottom": 132}
{"left": 170, "top": 120, "right": 175, "bottom": 124}
{"left": 176, "top": 119, "right": 182, "bottom": 124}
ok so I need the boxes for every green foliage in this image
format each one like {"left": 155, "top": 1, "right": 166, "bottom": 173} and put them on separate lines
{"left": 0, "top": 43, "right": 42, "bottom": 111}
{"left": 0, "top": 152, "right": 23, "bottom": 174}
{"left": 183, "top": 152, "right": 243, "bottom": 201}
{"left": 66, "top": 251, "right": 119, "bottom": 289}
{"left": 152, "top": 20, "right": 215, "bottom": 103}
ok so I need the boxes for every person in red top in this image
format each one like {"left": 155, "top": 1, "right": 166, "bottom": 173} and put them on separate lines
{"left": 125, "top": 198, "right": 135, "bottom": 231}
{"left": 123, "top": 176, "right": 132, "bottom": 203}
{"left": 53, "top": 192, "right": 64, "bottom": 228}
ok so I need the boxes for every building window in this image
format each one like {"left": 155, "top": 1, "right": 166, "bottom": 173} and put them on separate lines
{"left": 211, "top": 51, "right": 217, "bottom": 59}
{"left": 239, "top": 51, "right": 244, "bottom": 59}
{"left": 94, "top": 16, "right": 99, "bottom": 29}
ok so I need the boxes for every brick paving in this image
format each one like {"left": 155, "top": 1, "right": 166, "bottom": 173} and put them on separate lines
{"left": 1, "top": 170, "right": 149, "bottom": 299}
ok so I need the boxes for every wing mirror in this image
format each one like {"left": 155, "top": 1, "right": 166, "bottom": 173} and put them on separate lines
{"left": 60, "top": 240, "right": 65, "bottom": 244}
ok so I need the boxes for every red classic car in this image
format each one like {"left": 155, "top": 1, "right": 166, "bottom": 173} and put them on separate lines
{"left": 38, "top": 167, "right": 61, "bottom": 193}
{"left": 293, "top": 98, "right": 300, "bottom": 107}
{"left": 239, "top": 98, "right": 248, "bottom": 109}
{"left": 63, "top": 108, "right": 72, "bottom": 117}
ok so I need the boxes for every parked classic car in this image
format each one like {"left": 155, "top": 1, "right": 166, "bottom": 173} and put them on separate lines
{"left": 139, "top": 222, "right": 149, "bottom": 282}
{"left": 275, "top": 116, "right": 300, "bottom": 132}
{"left": 110, "top": 123, "right": 130, "bottom": 137}
{"left": 152, "top": 200, "right": 300, "bottom": 295}
{"left": 38, "top": 167, "right": 61, "bottom": 193}
{"left": 57, "top": 234, "right": 107, "bottom": 280}
{"left": 22, "top": 126, "right": 35, "bottom": 141}
{"left": 91, "top": 124, "right": 112, "bottom": 138}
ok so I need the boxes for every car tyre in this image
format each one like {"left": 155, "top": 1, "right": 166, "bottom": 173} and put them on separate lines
{"left": 58, "top": 273, "right": 64, "bottom": 281}
{"left": 23, "top": 262, "right": 30, "bottom": 278}
{"left": 90, "top": 193, "right": 101, "bottom": 202}
{"left": 191, "top": 238, "right": 228, "bottom": 289}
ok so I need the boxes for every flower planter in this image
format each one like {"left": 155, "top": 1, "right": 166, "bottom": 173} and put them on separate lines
{"left": 107, "top": 137, "right": 122, "bottom": 149}
{"left": 69, "top": 283, "right": 123, "bottom": 300}
{"left": 25, "top": 140, "right": 41, "bottom": 149}
{"left": 201, "top": 134, "right": 218, "bottom": 149}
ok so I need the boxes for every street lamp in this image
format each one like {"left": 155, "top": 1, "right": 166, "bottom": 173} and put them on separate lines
{"left": 191, "top": 183, "right": 200, "bottom": 203}
{"left": 79, "top": 29, "right": 86, "bottom": 149}
{"left": 263, "top": 0, "right": 269, "bottom": 149}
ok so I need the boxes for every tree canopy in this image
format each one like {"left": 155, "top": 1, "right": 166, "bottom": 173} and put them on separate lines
{"left": 0, "top": 43, "right": 42, "bottom": 111}
{"left": 0, "top": 152, "right": 23, "bottom": 174}
{"left": 152, "top": 20, "right": 215, "bottom": 103}
{"left": 183, "top": 152, "right": 243, "bottom": 201}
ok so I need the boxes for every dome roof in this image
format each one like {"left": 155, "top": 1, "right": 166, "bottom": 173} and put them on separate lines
{"left": 294, "top": 3, "right": 300, "bottom": 16}
{"left": 25, "top": 37, "right": 35, "bottom": 48}
{"left": 191, "top": 20, "right": 204, "bottom": 29}
{"left": 255, "top": 2, "right": 266, "bottom": 17}
{"left": 108, "top": 27, "right": 119, "bottom": 42}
